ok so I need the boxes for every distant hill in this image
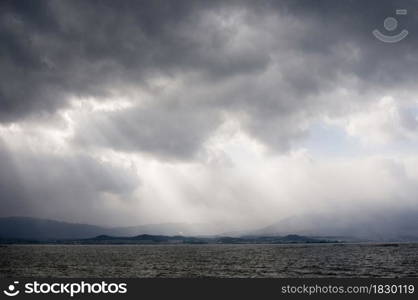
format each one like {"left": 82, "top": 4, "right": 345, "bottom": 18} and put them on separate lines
{"left": 250, "top": 211, "right": 418, "bottom": 242}
{"left": 0, "top": 217, "right": 223, "bottom": 240}
{"left": 112, "top": 222, "right": 225, "bottom": 237}
{"left": 0, "top": 232, "right": 336, "bottom": 245}
{"left": 0, "top": 217, "right": 338, "bottom": 244}
{"left": 0, "top": 217, "right": 115, "bottom": 240}
{"left": 2, "top": 213, "right": 418, "bottom": 243}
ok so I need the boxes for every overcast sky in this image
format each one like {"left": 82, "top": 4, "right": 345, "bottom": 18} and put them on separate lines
{"left": 1, "top": 0, "right": 418, "bottom": 234}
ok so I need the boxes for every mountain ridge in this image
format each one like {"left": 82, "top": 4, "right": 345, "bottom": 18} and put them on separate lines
{"left": 0, "top": 216, "right": 225, "bottom": 240}
{"left": 1, "top": 215, "right": 418, "bottom": 242}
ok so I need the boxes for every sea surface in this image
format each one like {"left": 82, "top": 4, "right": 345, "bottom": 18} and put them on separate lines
{"left": 1, "top": 243, "right": 417, "bottom": 277}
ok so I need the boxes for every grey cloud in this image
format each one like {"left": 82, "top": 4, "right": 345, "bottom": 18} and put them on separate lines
{"left": 2, "top": 0, "right": 418, "bottom": 157}
{"left": 74, "top": 101, "right": 222, "bottom": 160}
{"left": 0, "top": 0, "right": 269, "bottom": 122}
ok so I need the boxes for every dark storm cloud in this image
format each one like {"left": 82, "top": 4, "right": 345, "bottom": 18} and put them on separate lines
{"left": 2, "top": 0, "right": 418, "bottom": 157}
{"left": 271, "top": 0, "right": 418, "bottom": 87}
{"left": 0, "top": 0, "right": 268, "bottom": 122}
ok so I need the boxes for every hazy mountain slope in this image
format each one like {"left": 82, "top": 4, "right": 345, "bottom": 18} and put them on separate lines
{"left": 2, "top": 211, "right": 418, "bottom": 242}
{"left": 0, "top": 217, "right": 114, "bottom": 240}
{"left": 252, "top": 211, "right": 418, "bottom": 241}
{"left": 0, "top": 217, "right": 222, "bottom": 240}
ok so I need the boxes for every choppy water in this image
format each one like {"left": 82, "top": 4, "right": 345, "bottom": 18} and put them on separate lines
{"left": 1, "top": 243, "right": 417, "bottom": 277}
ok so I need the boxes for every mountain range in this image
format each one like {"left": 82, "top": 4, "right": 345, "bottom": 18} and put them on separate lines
{"left": 1, "top": 214, "right": 418, "bottom": 242}
{"left": 0, "top": 217, "right": 336, "bottom": 244}
{"left": 0, "top": 217, "right": 220, "bottom": 240}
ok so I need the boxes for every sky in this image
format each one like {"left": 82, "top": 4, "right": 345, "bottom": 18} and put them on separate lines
{"left": 1, "top": 0, "right": 418, "bottom": 235}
